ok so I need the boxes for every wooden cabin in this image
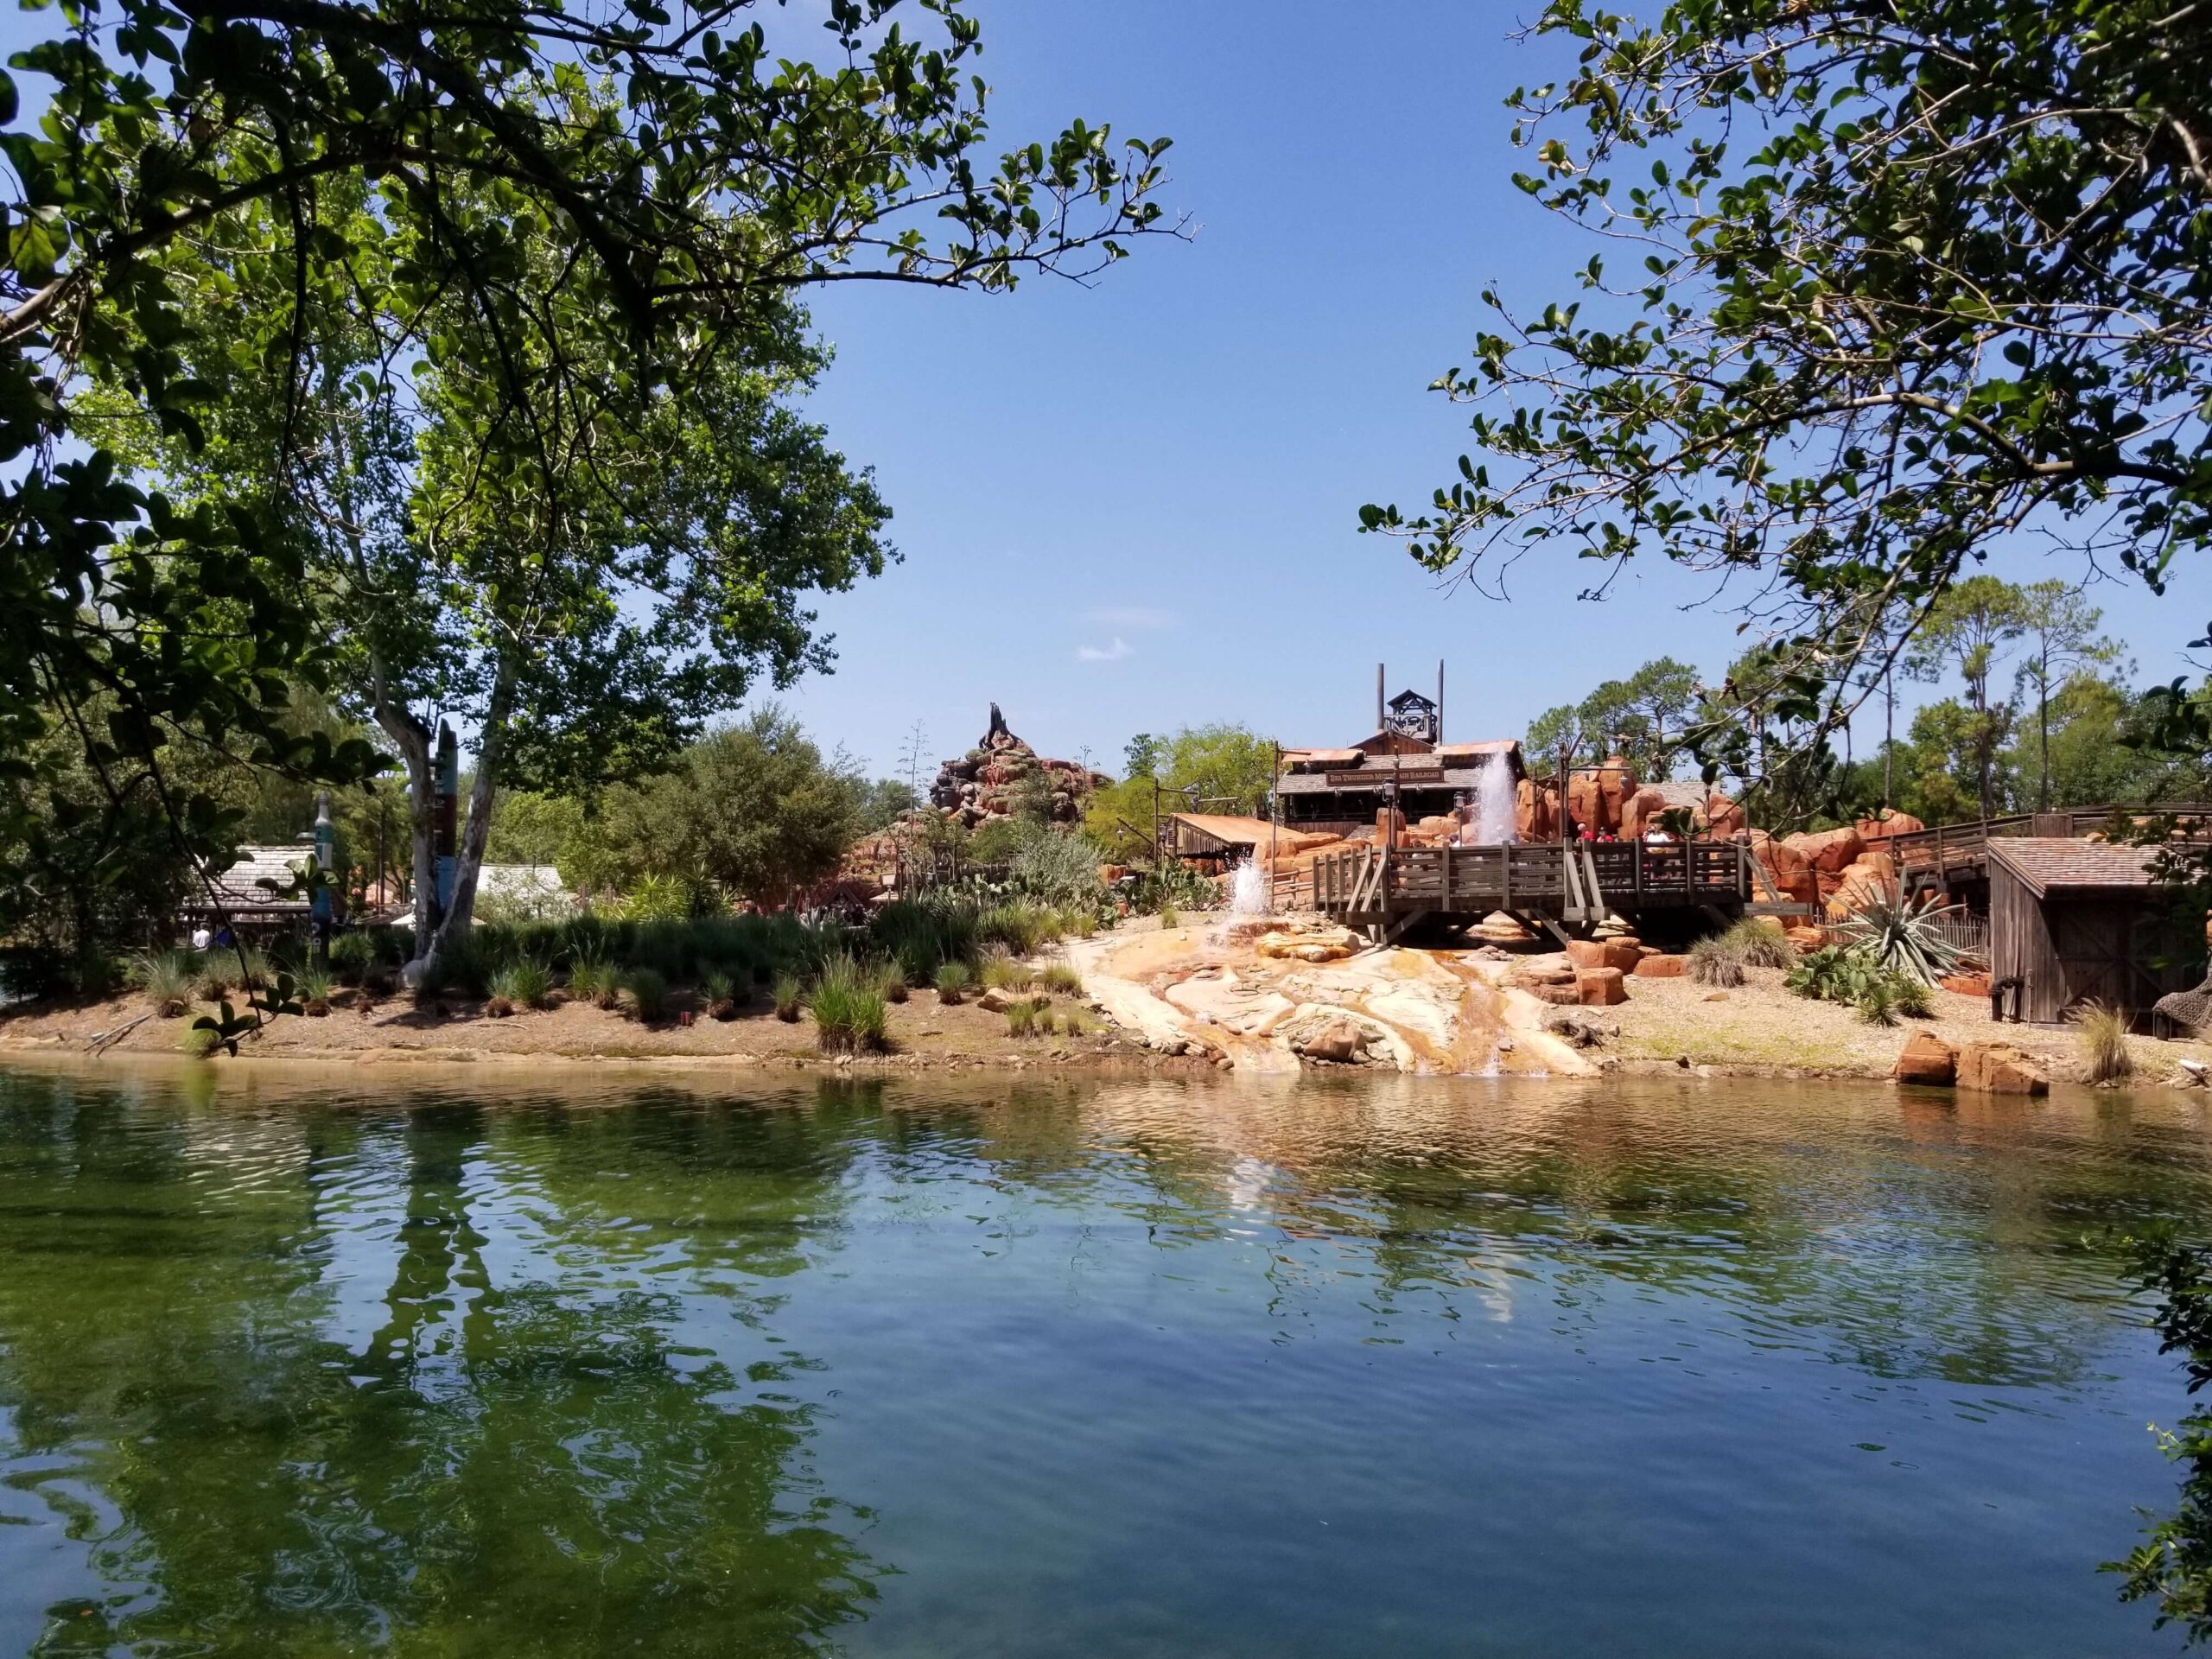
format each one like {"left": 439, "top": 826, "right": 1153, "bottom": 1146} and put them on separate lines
{"left": 1277, "top": 735, "right": 1525, "bottom": 839}
{"left": 1161, "top": 812, "right": 1278, "bottom": 872}
{"left": 1986, "top": 839, "right": 2205, "bottom": 1027}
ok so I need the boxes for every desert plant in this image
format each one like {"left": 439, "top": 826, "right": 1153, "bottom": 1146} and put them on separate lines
{"left": 490, "top": 959, "right": 553, "bottom": 1013}
{"left": 1688, "top": 937, "right": 1746, "bottom": 988}
{"left": 133, "top": 950, "right": 199, "bottom": 1017}
{"left": 330, "top": 931, "right": 373, "bottom": 985}
{"left": 1890, "top": 976, "right": 1934, "bottom": 1020}
{"left": 1038, "top": 963, "right": 1084, "bottom": 997}
{"left": 934, "top": 962, "right": 974, "bottom": 1005}
{"left": 1854, "top": 976, "right": 1901, "bottom": 1026}
{"left": 1787, "top": 944, "right": 1878, "bottom": 1004}
{"left": 1720, "top": 918, "right": 1796, "bottom": 970}
{"left": 623, "top": 967, "right": 671, "bottom": 1022}
{"left": 296, "top": 966, "right": 335, "bottom": 1017}
{"left": 569, "top": 957, "right": 621, "bottom": 1009}
{"left": 979, "top": 901, "right": 1060, "bottom": 956}
{"left": 773, "top": 974, "right": 804, "bottom": 1021}
{"left": 2077, "top": 1001, "right": 2134, "bottom": 1084}
{"left": 1833, "top": 885, "right": 1967, "bottom": 986}
{"left": 811, "top": 976, "right": 888, "bottom": 1053}
{"left": 979, "top": 950, "right": 1033, "bottom": 993}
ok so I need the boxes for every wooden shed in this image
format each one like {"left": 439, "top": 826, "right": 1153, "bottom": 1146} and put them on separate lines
{"left": 1986, "top": 839, "right": 2205, "bottom": 1026}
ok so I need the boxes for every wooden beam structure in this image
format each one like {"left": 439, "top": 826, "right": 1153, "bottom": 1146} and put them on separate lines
{"left": 1309, "top": 841, "right": 1751, "bottom": 934}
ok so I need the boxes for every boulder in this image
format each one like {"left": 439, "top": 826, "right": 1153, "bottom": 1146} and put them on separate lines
{"left": 1633, "top": 953, "right": 1688, "bottom": 978}
{"left": 1375, "top": 807, "right": 1407, "bottom": 842}
{"left": 1530, "top": 982, "right": 1585, "bottom": 1006}
{"left": 1255, "top": 925, "right": 1361, "bottom": 963}
{"left": 1620, "top": 785, "right": 1674, "bottom": 840}
{"left": 1892, "top": 1030, "right": 1958, "bottom": 1085}
{"left": 1855, "top": 849, "right": 1897, "bottom": 882}
{"left": 1516, "top": 778, "right": 1557, "bottom": 842}
{"left": 1514, "top": 961, "right": 1577, "bottom": 988}
{"left": 1598, "top": 756, "right": 1637, "bottom": 830}
{"left": 1786, "top": 825, "right": 1866, "bottom": 874}
{"left": 1856, "top": 808, "right": 1926, "bottom": 841}
{"left": 1577, "top": 966, "right": 1630, "bottom": 1006}
{"left": 1703, "top": 793, "right": 1746, "bottom": 837}
{"left": 1566, "top": 938, "right": 1643, "bottom": 971}
{"left": 1783, "top": 925, "right": 1827, "bottom": 952}
{"left": 1566, "top": 769, "right": 1605, "bottom": 835}
{"left": 1295, "top": 1017, "right": 1368, "bottom": 1065}
{"left": 1938, "top": 973, "right": 1991, "bottom": 1000}
{"left": 979, "top": 987, "right": 1039, "bottom": 1014}
{"left": 1957, "top": 1042, "right": 2049, "bottom": 1095}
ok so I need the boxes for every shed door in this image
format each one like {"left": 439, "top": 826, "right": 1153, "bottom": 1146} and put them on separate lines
{"left": 2049, "top": 899, "right": 2130, "bottom": 1016}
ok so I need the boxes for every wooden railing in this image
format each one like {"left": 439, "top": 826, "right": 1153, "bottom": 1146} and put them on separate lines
{"left": 1306, "top": 841, "right": 1748, "bottom": 919}
{"left": 1886, "top": 803, "right": 2212, "bottom": 886}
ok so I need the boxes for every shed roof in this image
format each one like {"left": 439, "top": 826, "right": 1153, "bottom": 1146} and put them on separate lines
{"left": 1165, "top": 812, "right": 1279, "bottom": 849}
{"left": 185, "top": 845, "right": 314, "bottom": 913}
{"left": 1986, "top": 837, "right": 2173, "bottom": 897}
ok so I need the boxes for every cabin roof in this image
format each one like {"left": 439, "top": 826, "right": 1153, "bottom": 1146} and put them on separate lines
{"left": 1986, "top": 838, "right": 2171, "bottom": 898}
{"left": 1283, "top": 737, "right": 1521, "bottom": 771}
{"left": 1278, "top": 767, "right": 1495, "bottom": 796}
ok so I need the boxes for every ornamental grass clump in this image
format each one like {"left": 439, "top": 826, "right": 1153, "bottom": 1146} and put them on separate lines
{"left": 1006, "top": 1002, "right": 1040, "bottom": 1039}
{"left": 703, "top": 971, "right": 740, "bottom": 1021}
{"left": 810, "top": 957, "right": 887, "bottom": 1052}
{"left": 1833, "top": 886, "right": 1966, "bottom": 985}
{"left": 296, "top": 966, "right": 335, "bottom": 1017}
{"left": 1037, "top": 963, "right": 1084, "bottom": 997}
{"left": 979, "top": 950, "right": 1032, "bottom": 994}
{"left": 623, "top": 967, "right": 671, "bottom": 1023}
{"left": 933, "top": 962, "right": 974, "bottom": 1006}
{"left": 134, "top": 949, "right": 198, "bottom": 1017}
{"left": 1721, "top": 918, "right": 1796, "bottom": 970}
{"left": 568, "top": 957, "right": 621, "bottom": 1010}
{"left": 489, "top": 959, "right": 552, "bottom": 1014}
{"left": 330, "top": 931, "right": 373, "bottom": 985}
{"left": 1688, "top": 937, "right": 1746, "bottom": 988}
{"left": 772, "top": 974, "right": 804, "bottom": 1022}
{"left": 869, "top": 959, "right": 909, "bottom": 1004}
{"left": 2077, "top": 1001, "right": 2134, "bottom": 1084}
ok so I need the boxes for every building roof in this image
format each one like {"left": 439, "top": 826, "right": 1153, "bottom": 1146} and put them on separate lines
{"left": 1278, "top": 767, "right": 1494, "bottom": 796}
{"left": 1986, "top": 837, "right": 2175, "bottom": 897}
{"left": 1165, "top": 812, "right": 1279, "bottom": 850}
{"left": 185, "top": 845, "right": 314, "bottom": 913}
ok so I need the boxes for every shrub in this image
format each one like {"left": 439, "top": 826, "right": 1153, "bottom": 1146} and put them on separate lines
{"left": 330, "top": 931, "right": 373, "bottom": 985}
{"left": 615, "top": 874, "right": 693, "bottom": 922}
{"left": 133, "top": 950, "right": 199, "bottom": 1017}
{"left": 2077, "top": 1002, "right": 2134, "bottom": 1084}
{"left": 1721, "top": 918, "right": 1796, "bottom": 969}
{"left": 979, "top": 901, "right": 1060, "bottom": 957}
{"left": 1854, "top": 977, "right": 1901, "bottom": 1025}
{"left": 1833, "top": 886, "right": 1967, "bottom": 985}
{"left": 934, "top": 962, "right": 973, "bottom": 1005}
{"left": 623, "top": 967, "right": 671, "bottom": 1023}
{"left": 193, "top": 956, "right": 236, "bottom": 1001}
{"left": 1006, "top": 1002, "right": 1040, "bottom": 1039}
{"left": 811, "top": 971, "right": 887, "bottom": 1053}
{"left": 1158, "top": 904, "right": 1179, "bottom": 929}
{"left": 569, "top": 957, "right": 620, "bottom": 1009}
{"left": 772, "top": 974, "right": 804, "bottom": 1022}
{"left": 1038, "top": 963, "right": 1084, "bottom": 997}
{"left": 979, "top": 950, "right": 1033, "bottom": 994}
{"left": 1891, "top": 976, "right": 1934, "bottom": 1020}
{"left": 178, "top": 1021, "right": 221, "bottom": 1058}
{"left": 490, "top": 959, "right": 553, "bottom": 1012}
{"left": 1688, "top": 937, "right": 1746, "bottom": 988}
{"left": 1008, "top": 829, "right": 1109, "bottom": 912}
{"left": 296, "top": 966, "right": 335, "bottom": 1017}
{"left": 870, "top": 960, "right": 909, "bottom": 1004}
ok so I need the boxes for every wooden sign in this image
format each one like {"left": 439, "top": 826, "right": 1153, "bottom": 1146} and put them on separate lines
{"left": 1325, "top": 766, "right": 1445, "bottom": 788}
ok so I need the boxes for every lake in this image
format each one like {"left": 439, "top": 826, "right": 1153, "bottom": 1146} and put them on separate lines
{"left": 0, "top": 1060, "right": 2207, "bottom": 1656}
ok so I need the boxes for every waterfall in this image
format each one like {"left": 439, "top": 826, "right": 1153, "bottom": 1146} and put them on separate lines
{"left": 1473, "top": 754, "right": 1519, "bottom": 844}
{"left": 1228, "top": 858, "right": 1270, "bottom": 915}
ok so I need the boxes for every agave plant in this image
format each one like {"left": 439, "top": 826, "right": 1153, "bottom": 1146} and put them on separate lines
{"left": 1832, "top": 884, "right": 1967, "bottom": 986}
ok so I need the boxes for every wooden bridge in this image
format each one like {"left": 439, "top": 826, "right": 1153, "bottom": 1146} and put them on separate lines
{"left": 1890, "top": 804, "right": 2212, "bottom": 897}
{"left": 1295, "top": 840, "right": 1752, "bottom": 943}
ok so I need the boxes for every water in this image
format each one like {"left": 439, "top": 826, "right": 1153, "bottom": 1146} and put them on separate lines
{"left": 1475, "top": 752, "right": 1518, "bottom": 843}
{"left": 1228, "top": 857, "right": 1269, "bottom": 915}
{"left": 0, "top": 1061, "right": 2208, "bottom": 1657}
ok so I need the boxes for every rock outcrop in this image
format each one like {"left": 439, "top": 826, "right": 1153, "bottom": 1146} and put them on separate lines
{"left": 1893, "top": 1030, "right": 1957, "bottom": 1085}
{"left": 1957, "top": 1042, "right": 2049, "bottom": 1095}
{"left": 928, "top": 705, "right": 1110, "bottom": 829}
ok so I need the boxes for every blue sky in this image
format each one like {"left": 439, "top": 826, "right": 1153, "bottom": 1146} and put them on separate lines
{"left": 772, "top": 1, "right": 2207, "bottom": 783}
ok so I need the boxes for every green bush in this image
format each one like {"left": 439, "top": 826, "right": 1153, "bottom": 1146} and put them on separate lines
{"left": 1006, "top": 1002, "right": 1040, "bottom": 1039}
{"left": 1158, "top": 904, "right": 1179, "bottom": 929}
{"left": 703, "top": 970, "right": 739, "bottom": 1020}
{"left": 568, "top": 957, "right": 620, "bottom": 1009}
{"left": 490, "top": 958, "right": 553, "bottom": 1012}
{"left": 1688, "top": 937, "right": 1746, "bottom": 988}
{"left": 616, "top": 874, "right": 693, "bottom": 922}
{"left": 979, "top": 951, "right": 1033, "bottom": 993}
{"left": 296, "top": 966, "right": 335, "bottom": 1016}
{"left": 1038, "top": 963, "right": 1084, "bottom": 997}
{"left": 1787, "top": 944, "right": 1935, "bottom": 1024}
{"left": 934, "top": 962, "right": 974, "bottom": 1005}
{"left": 979, "top": 901, "right": 1061, "bottom": 956}
{"left": 330, "top": 931, "right": 373, "bottom": 985}
{"left": 623, "top": 967, "right": 671, "bottom": 1022}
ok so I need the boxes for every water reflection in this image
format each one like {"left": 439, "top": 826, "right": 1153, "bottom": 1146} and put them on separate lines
{"left": 0, "top": 1062, "right": 2207, "bottom": 1657}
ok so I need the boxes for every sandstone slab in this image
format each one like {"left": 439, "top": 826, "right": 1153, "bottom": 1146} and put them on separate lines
{"left": 1633, "top": 954, "right": 1687, "bottom": 978}
{"left": 1893, "top": 1030, "right": 1958, "bottom": 1086}
{"left": 1957, "top": 1042, "right": 2048, "bottom": 1095}
{"left": 1577, "top": 967, "right": 1629, "bottom": 1007}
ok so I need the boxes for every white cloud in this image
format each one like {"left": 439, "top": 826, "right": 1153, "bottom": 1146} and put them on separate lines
{"left": 1085, "top": 606, "right": 1178, "bottom": 630}
{"left": 1077, "top": 636, "right": 1135, "bottom": 664}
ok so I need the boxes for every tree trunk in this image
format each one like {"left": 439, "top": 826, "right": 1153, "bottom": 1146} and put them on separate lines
{"left": 426, "top": 650, "right": 517, "bottom": 965}
{"left": 368, "top": 653, "right": 438, "bottom": 961}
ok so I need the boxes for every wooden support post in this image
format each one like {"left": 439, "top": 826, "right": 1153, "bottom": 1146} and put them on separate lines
{"left": 1442, "top": 843, "right": 1452, "bottom": 913}
{"left": 1501, "top": 845, "right": 1511, "bottom": 912}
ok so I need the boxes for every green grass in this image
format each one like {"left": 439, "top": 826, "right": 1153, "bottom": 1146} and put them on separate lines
{"left": 1006, "top": 1003, "right": 1041, "bottom": 1039}
{"left": 295, "top": 966, "right": 335, "bottom": 1015}
{"left": 772, "top": 974, "right": 804, "bottom": 1022}
{"left": 1158, "top": 905, "right": 1179, "bottom": 929}
{"left": 133, "top": 949, "right": 199, "bottom": 1017}
{"left": 1037, "top": 963, "right": 1084, "bottom": 997}
{"left": 330, "top": 931, "right": 374, "bottom": 985}
{"left": 979, "top": 952, "right": 1033, "bottom": 994}
{"left": 1721, "top": 918, "right": 1796, "bottom": 969}
{"left": 568, "top": 957, "right": 621, "bottom": 1009}
{"left": 810, "top": 956, "right": 887, "bottom": 1052}
{"left": 703, "top": 970, "right": 739, "bottom": 1020}
{"left": 933, "top": 962, "right": 973, "bottom": 1005}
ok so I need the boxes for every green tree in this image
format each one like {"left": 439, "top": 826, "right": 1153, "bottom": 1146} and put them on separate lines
{"left": 1907, "top": 578, "right": 2031, "bottom": 819}
{"left": 855, "top": 779, "right": 920, "bottom": 834}
{"left": 1160, "top": 725, "right": 1277, "bottom": 818}
{"left": 3, "top": 0, "right": 1179, "bottom": 998}
{"left": 1523, "top": 704, "right": 1592, "bottom": 778}
{"left": 2003, "top": 675, "right": 2155, "bottom": 809}
{"left": 1362, "top": 0, "right": 2209, "bottom": 777}
{"left": 1122, "top": 734, "right": 1164, "bottom": 780}
{"left": 2014, "top": 584, "right": 2123, "bottom": 809}
{"left": 576, "top": 709, "right": 865, "bottom": 907}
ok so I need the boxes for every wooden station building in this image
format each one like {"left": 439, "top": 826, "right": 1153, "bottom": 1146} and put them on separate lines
{"left": 1278, "top": 671, "right": 1526, "bottom": 839}
{"left": 1986, "top": 839, "right": 2206, "bottom": 1027}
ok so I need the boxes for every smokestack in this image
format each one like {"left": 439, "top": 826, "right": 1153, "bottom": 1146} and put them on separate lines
{"left": 1436, "top": 659, "right": 1445, "bottom": 744}
{"left": 1376, "top": 663, "right": 1385, "bottom": 732}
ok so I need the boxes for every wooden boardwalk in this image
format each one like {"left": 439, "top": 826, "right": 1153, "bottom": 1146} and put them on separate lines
{"left": 1298, "top": 841, "right": 1751, "bottom": 942}
{"left": 1889, "top": 804, "right": 2212, "bottom": 896}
